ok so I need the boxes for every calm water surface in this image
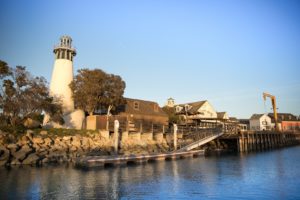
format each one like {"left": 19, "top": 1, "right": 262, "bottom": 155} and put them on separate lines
{"left": 1, "top": 146, "right": 300, "bottom": 200}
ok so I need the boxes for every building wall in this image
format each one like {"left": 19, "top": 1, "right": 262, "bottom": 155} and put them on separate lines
{"left": 50, "top": 59, "right": 74, "bottom": 113}
{"left": 250, "top": 115, "right": 272, "bottom": 131}
{"left": 119, "top": 113, "right": 168, "bottom": 125}
{"left": 281, "top": 121, "right": 300, "bottom": 131}
{"left": 195, "top": 101, "right": 217, "bottom": 118}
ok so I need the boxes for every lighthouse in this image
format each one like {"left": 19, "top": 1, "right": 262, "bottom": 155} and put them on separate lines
{"left": 44, "top": 36, "right": 84, "bottom": 129}
{"left": 50, "top": 35, "right": 76, "bottom": 114}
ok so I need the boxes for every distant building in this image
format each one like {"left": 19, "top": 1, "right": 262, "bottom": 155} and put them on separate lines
{"left": 165, "top": 97, "right": 175, "bottom": 108}
{"left": 238, "top": 119, "right": 250, "bottom": 131}
{"left": 88, "top": 98, "right": 168, "bottom": 130}
{"left": 175, "top": 100, "right": 217, "bottom": 122}
{"left": 115, "top": 98, "right": 168, "bottom": 125}
{"left": 249, "top": 114, "right": 272, "bottom": 131}
{"left": 268, "top": 113, "right": 300, "bottom": 131}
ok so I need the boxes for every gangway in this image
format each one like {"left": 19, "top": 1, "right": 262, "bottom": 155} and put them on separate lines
{"left": 175, "top": 131, "right": 225, "bottom": 152}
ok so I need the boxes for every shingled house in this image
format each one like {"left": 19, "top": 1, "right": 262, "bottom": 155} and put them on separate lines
{"left": 268, "top": 113, "right": 300, "bottom": 131}
{"left": 86, "top": 98, "right": 168, "bottom": 131}
{"left": 115, "top": 98, "right": 168, "bottom": 125}
{"left": 174, "top": 100, "right": 218, "bottom": 123}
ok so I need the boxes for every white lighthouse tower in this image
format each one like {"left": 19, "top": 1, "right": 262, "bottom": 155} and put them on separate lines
{"left": 44, "top": 36, "right": 84, "bottom": 129}
{"left": 50, "top": 35, "right": 76, "bottom": 113}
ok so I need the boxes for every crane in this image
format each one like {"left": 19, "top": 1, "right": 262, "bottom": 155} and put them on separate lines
{"left": 263, "top": 92, "right": 280, "bottom": 131}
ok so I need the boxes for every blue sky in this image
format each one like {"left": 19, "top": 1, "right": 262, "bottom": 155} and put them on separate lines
{"left": 0, "top": 0, "right": 299, "bottom": 118}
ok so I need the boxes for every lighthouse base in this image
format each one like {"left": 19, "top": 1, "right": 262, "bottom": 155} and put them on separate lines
{"left": 43, "top": 109, "right": 85, "bottom": 130}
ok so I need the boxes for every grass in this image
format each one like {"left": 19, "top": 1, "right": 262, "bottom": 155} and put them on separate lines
{"left": 0, "top": 125, "right": 100, "bottom": 139}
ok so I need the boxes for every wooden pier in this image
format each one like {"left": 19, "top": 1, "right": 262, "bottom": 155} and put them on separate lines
{"left": 76, "top": 149, "right": 204, "bottom": 169}
{"left": 220, "top": 131, "right": 300, "bottom": 152}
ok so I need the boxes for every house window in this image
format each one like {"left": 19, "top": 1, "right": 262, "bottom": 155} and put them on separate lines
{"left": 133, "top": 101, "right": 139, "bottom": 110}
{"left": 176, "top": 106, "right": 181, "bottom": 113}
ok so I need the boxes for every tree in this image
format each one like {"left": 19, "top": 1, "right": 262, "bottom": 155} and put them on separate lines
{"left": 162, "top": 106, "right": 180, "bottom": 125}
{"left": 70, "top": 68, "right": 126, "bottom": 118}
{"left": 0, "top": 60, "right": 63, "bottom": 127}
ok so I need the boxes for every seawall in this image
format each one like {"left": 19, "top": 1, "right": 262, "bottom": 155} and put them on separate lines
{"left": 0, "top": 129, "right": 170, "bottom": 166}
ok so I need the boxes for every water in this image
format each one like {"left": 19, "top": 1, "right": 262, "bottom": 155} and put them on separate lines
{"left": 1, "top": 146, "right": 300, "bottom": 200}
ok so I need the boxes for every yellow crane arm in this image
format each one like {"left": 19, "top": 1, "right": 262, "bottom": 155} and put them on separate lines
{"left": 263, "top": 92, "right": 279, "bottom": 131}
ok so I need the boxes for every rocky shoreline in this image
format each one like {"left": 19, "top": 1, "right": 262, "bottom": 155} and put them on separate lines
{"left": 0, "top": 130, "right": 170, "bottom": 167}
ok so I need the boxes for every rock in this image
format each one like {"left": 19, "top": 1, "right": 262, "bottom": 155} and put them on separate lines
{"left": 0, "top": 160, "right": 7, "bottom": 166}
{"left": 32, "top": 143, "right": 41, "bottom": 151}
{"left": 19, "top": 135, "right": 30, "bottom": 145}
{"left": 42, "top": 158, "right": 49, "bottom": 163}
{"left": 71, "top": 138, "right": 81, "bottom": 147}
{"left": 70, "top": 146, "right": 77, "bottom": 152}
{"left": 40, "top": 130, "right": 48, "bottom": 136}
{"left": 26, "top": 130, "right": 34, "bottom": 140}
{"left": 0, "top": 146, "right": 10, "bottom": 161}
{"left": 6, "top": 144, "right": 19, "bottom": 153}
{"left": 62, "top": 136, "right": 72, "bottom": 141}
{"left": 24, "top": 118, "right": 40, "bottom": 129}
{"left": 11, "top": 159, "right": 21, "bottom": 165}
{"left": 44, "top": 138, "right": 53, "bottom": 146}
{"left": 32, "top": 136, "right": 44, "bottom": 144}
{"left": 22, "top": 153, "right": 39, "bottom": 165}
{"left": 36, "top": 149, "right": 48, "bottom": 157}
{"left": 81, "top": 137, "right": 90, "bottom": 149}
{"left": 12, "top": 144, "right": 33, "bottom": 161}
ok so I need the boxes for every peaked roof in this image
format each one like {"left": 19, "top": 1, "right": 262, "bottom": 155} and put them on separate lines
{"left": 217, "top": 112, "right": 227, "bottom": 118}
{"left": 268, "top": 113, "right": 298, "bottom": 122}
{"left": 117, "top": 98, "right": 167, "bottom": 117}
{"left": 250, "top": 114, "right": 267, "bottom": 120}
{"left": 176, "top": 101, "right": 207, "bottom": 114}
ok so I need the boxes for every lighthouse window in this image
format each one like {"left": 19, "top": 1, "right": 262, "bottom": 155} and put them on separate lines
{"left": 62, "top": 50, "right": 65, "bottom": 59}
{"left": 67, "top": 51, "right": 70, "bottom": 60}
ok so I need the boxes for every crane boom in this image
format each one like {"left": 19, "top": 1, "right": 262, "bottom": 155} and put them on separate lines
{"left": 263, "top": 92, "right": 280, "bottom": 131}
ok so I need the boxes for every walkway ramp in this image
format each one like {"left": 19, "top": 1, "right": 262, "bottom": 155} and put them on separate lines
{"left": 176, "top": 132, "right": 225, "bottom": 152}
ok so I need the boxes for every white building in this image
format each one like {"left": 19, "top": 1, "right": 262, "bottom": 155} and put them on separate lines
{"left": 165, "top": 97, "right": 175, "bottom": 107}
{"left": 175, "top": 100, "right": 217, "bottom": 120}
{"left": 249, "top": 114, "right": 272, "bottom": 131}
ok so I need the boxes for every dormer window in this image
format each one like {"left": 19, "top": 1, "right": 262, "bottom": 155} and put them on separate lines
{"left": 133, "top": 101, "right": 139, "bottom": 110}
{"left": 176, "top": 106, "right": 182, "bottom": 113}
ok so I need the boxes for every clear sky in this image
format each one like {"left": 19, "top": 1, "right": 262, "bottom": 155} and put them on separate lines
{"left": 0, "top": 0, "right": 299, "bottom": 118}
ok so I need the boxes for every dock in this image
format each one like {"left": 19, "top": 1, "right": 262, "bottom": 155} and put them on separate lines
{"left": 76, "top": 149, "right": 204, "bottom": 168}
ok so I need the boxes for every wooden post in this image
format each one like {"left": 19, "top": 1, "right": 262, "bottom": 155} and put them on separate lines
{"left": 244, "top": 134, "right": 248, "bottom": 152}
{"left": 260, "top": 133, "right": 264, "bottom": 150}
{"left": 114, "top": 120, "right": 119, "bottom": 153}
{"left": 174, "top": 124, "right": 178, "bottom": 151}
{"left": 239, "top": 135, "right": 244, "bottom": 152}
{"left": 140, "top": 122, "right": 143, "bottom": 133}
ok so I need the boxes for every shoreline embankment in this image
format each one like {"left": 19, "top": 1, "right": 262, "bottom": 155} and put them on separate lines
{"left": 0, "top": 129, "right": 170, "bottom": 167}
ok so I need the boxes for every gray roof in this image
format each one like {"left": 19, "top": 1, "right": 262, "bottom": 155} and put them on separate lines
{"left": 217, "top": 112, "right": 227, "bottom": 119}
{"left": 250, "top": 114, "right": 265, "bottom": 120}
{"left": 268, "top": 113, "right": 298, "bottom": 122}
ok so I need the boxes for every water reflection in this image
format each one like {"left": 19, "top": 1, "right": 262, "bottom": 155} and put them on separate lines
{"left": 1, "top": 146, "right": 300, "bottom": 199}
